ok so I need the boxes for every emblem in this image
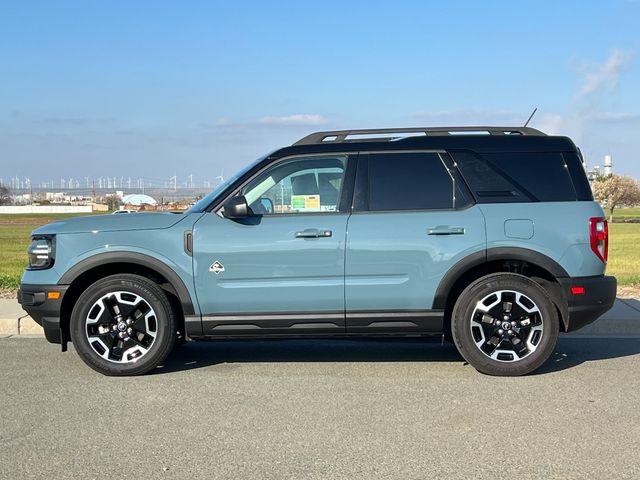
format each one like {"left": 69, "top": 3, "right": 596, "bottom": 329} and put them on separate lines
{"left": 209, "top": 260, "right": 225, "bottom": 274}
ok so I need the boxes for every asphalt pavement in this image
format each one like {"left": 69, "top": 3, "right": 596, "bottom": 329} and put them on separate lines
{"left": 1, "top": 335, "right": 639, "bottom": 479}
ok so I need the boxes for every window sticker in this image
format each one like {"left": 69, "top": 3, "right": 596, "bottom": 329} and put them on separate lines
{"left": 291, "top": 195, "right": 321, "bottom": 212}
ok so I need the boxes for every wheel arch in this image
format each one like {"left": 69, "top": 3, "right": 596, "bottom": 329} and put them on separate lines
{"left": 435, "top": 248, "right": 570, "bottom": 333}
{"left": 58, "top": 252, "right": 195, "bottom": 343}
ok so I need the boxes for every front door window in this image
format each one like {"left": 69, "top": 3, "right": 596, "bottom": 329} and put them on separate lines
{"left": 240, "top": 155, "right": 348, "bottom": 215}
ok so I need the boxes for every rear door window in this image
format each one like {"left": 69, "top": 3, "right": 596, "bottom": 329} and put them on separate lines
{"left": 364, "top": 152, "right": 454, "bottom": 211}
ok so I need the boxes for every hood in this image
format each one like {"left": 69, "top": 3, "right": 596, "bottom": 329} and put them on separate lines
{"left": 33, "top": 212, "right": 187, "bottom": 235}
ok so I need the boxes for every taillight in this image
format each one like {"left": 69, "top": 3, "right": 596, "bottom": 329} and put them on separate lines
{"left": 589, "top": 217, "right": 608, "bottom": 263}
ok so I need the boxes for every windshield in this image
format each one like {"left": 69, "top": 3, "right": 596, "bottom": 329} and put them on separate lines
{"left": 186, "top": 154, "right": 270, "bottom": 213}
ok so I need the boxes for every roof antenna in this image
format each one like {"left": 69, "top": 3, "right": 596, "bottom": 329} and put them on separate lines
{"left": 523, "top": 107, "right": 538, "bottom": 127}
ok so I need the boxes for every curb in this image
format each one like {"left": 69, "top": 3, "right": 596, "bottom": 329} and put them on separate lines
{"left": 0, "top": 316, "right": 43, "bottom": 336}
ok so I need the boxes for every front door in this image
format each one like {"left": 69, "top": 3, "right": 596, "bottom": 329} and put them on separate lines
{"left": 192, "top": 153, "right": 355, "bottom": 335}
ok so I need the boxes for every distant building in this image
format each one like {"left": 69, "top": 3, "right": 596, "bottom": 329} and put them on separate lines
{"left": 121, "top": 194, "right": 158, "bottom": 206}
{"left": 586, "top": 154, "right": 614, "bottom": 187}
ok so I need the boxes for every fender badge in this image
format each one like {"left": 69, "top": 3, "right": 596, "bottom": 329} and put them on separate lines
{"left": 209, "top": 261, "right": 225, "bottom": 274}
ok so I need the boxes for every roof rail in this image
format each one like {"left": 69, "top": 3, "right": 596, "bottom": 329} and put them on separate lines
{"left": 293, "top": 126, "right": 546, "bottom": 146}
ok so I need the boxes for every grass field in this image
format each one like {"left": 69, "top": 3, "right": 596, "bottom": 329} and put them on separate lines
{"left": 1, "top": 210, "right": 639, "bottom": 290}
{"left": 607, "top": 223, "right": 640, "bottom": 285}
{"left": 0, "top": 213, "right": 103, "bottom": 289}
{"left": 612, "top": 207, "right": 640, "bottom": 223}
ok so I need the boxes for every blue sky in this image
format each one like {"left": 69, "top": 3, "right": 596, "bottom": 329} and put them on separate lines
{"left": 1, "top": 0, "right": 639, "bottom": 188}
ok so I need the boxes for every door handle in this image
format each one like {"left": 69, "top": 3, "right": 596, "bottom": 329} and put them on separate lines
{"left": 427, "top": 226, "right": 465, "bottom": 236}
{"left": 295, "top": 228, "right": 333, "bottom": 238}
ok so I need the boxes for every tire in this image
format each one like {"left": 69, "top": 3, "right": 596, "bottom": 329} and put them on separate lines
{"left": 70, "top": 274, "right": 177, "bottom": 376}
{"left": 451, "top": 273, "right": 559, "bottom": 376}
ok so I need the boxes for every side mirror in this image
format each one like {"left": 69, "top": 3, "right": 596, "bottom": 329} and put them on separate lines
{"left": 223, "top": 195, "right": 251, "bottom": 218}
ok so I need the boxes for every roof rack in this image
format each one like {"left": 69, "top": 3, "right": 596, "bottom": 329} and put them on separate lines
{"left": 293, "top": 126, "right": 546, "bottom": 146}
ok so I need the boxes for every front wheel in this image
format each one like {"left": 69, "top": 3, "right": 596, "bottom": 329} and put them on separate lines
{"left": 70, "top": 274, "right": 177, "bottom": 376}
{"left": 451, "top": 273, "right": 559, "bottom": 376}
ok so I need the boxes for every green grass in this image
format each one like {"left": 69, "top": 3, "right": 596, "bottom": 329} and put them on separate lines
{"left": 0, "top": 213, "right": 106, "bottom": 289}
{"left": 0, "top": 224, "right": 32, "bottom": 289}
{"left": 1, "top": 210, "right": 640, "bottom": 289}
{"left": 612, "top": 207, "right": 640, "bottom": 223}
{"left": 608, "top": 223, "right": 640, "bottom": 285}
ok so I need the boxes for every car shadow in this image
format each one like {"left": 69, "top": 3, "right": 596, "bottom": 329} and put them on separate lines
{"left": 619, "top": 298, "right": 640, "bottom": 312}
{"left": 152, "top": 336, "right": 640, "bottom": 375}
{"left": 535, "top": 336, "right": 640, "bottom": 374}
{"left": 153, "top": 338, "right": 462, "bottom": 374}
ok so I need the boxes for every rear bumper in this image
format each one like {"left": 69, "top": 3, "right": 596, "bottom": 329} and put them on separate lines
{"left": 17, "top": 284, "right": 68, "bottom": 344}
{"left": 558, "top": 275, "right": 617, "bottom": 332}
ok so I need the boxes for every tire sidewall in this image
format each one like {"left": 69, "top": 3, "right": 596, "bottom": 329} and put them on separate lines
{"left": 70, "top": 275, "right": 175, "bottom": 376}
{"left": 452, "top": 274, "right": 559, "bottom": 376}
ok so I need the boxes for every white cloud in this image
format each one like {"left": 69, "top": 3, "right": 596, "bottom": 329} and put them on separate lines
{"left": 257, "top": 114, "right": 328, "bottom": 126}
{"left": 576, "top": 49, "right": 633, "bottom": 99}
{"left": 533, "top": 113, "right": 567, "bottom": 135}
{"left": 530, "top": 49, "right": 637, "bottom": 142}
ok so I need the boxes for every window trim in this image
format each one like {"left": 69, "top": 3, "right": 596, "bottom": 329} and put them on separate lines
{"left": 213, "top": 152, "right": 358, "bottom": 217}
{"left": 439, "top": 151, "right": 474, "bottom": 209}
{"left": 353, "top": 150, "right": 471, "bottom": 213}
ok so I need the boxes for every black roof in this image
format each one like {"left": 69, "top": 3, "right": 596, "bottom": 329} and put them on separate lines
{"left": 271, "top": 127, "right": 578, "bottom": 158}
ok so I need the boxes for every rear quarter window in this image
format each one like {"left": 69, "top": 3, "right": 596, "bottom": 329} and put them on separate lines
{"left": 452, "top": 150, "right": 578, "bottom": 202}
{"left": 563, "top": 151, "right": 593, "bottom": 201}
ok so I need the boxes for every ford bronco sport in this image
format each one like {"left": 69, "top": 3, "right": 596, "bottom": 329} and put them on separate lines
{"left": 18, "top": 126, "right": 617, "bottom": 376}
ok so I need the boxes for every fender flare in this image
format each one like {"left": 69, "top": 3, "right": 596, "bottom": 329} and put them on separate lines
{"left": 58, "top": 252, "right": 195, "bottom": 315}
{"left": 432, "top": 247, "right": 569, "bottom": 309}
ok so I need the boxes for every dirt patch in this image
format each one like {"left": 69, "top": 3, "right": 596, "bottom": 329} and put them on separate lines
{"left": 616, "top": 285, "right": 640, "bottom": 299}
{"left": 0, "top": 288, "right": 17, "bottom": 300}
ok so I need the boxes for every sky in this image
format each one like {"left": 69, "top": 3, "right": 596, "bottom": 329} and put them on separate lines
{"left": 1, "top": 0, "right": 639, "bottom": 189}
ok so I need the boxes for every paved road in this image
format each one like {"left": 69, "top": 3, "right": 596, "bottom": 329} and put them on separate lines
{"left": 1, "top": 336, "right": 639, "bottom": 479}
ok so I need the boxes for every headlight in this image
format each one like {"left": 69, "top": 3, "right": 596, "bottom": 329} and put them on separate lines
{"left": 27, "top": 236, "right": 55, "bottom": 270}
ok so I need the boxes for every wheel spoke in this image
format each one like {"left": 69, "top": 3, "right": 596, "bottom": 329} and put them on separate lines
{"left": 110, "top": 339, "right": 128, "bottom": 362}
{"left": 131, "top": 304, "right": 151, "bottom": 333}
{"left": 86, "top": 299, "right": 114, "bottom": 330}
{"left": 509, "top": 335, "right": 530, "bottom": 358}
{"left": 103, "top": 295, "right": 122, "bottom": 320}
{"left": 129, "top": 333, "right": 153, "bottom": 350}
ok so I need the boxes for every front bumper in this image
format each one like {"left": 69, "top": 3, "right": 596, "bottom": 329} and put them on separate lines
{"left": 17, "top": 284, "right": 68, "bottom": 344}
{"left": 558, "top": 275, "right": 617, "bottom": 332}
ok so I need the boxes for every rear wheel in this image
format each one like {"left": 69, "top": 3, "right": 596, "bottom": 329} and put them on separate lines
{"left": 451, "top": 273, "right": 559, "bottom": 376}
{"left": 70, "top": 274, "right": 177, "bottom": 376}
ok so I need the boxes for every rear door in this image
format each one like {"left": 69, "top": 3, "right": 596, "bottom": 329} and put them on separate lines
{"left": 345, "top": 151, "right": 486, "bottom": 333}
